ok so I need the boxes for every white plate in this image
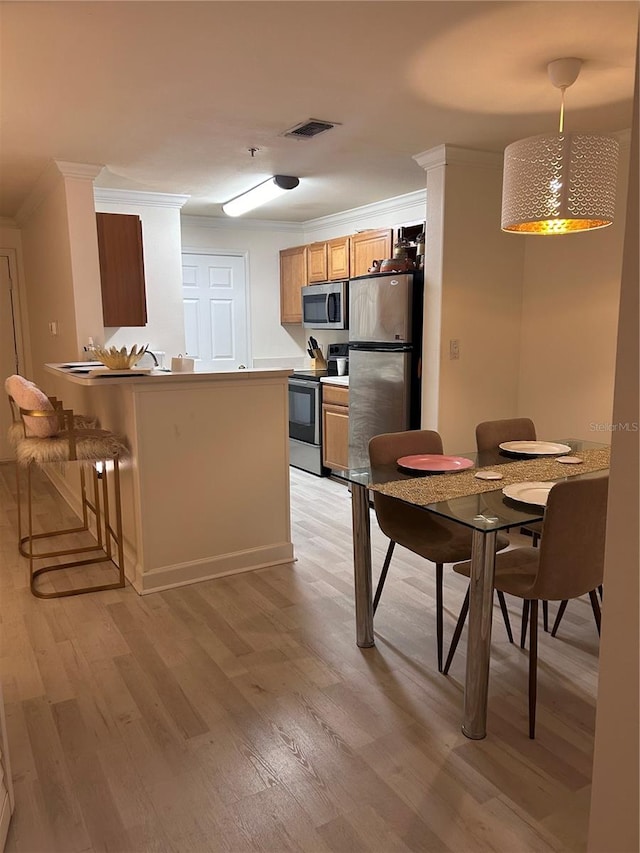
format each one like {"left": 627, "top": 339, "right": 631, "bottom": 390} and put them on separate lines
{"left": 498, "top": 440, "right": 572, "bottom": 456}
{"left": 556, "top": 456, "right": 583, "bottom": 464}
{"left": 502, "top": 481, "right": 556, "bottom": 506}
{"left": 475, "top": 470, "right": 503, "bottom": 480}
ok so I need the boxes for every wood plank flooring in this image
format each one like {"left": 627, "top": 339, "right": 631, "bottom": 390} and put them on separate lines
{"left": 0, "top": 462, "right": 601, "bottom": 852}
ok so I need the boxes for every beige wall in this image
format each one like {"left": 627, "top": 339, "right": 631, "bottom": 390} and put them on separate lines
{"left": 64, "top": 177, "right": 104, "bottom": 357}
{"left": 420, "top": 149, "right": 525, "bottom": 451}
{"left": 518, "top": 140, "right": 631, "bottom": 442}
{"left": 588, "top": 44, "right": 639, "bottom": 853}
{"left": 19, "top": 176, "right": 80, "bottom": 388}
{"left": 439, "top": 162, "right": 524, "bottom": 451}
{"left": 418, "top": 142, "right": 629, "bottom": 453}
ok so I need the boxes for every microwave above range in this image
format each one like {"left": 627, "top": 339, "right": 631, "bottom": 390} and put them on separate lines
{"left": 302, "top": 280, "right": 348, "bottom": 330}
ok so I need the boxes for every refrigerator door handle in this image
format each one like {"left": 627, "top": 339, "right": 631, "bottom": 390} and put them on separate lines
{"left": 348, "top": 343, "right": 413, "bottom": 353}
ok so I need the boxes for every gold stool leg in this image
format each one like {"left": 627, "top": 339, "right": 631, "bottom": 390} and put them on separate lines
{"left": 29, "top": 456, "right": 127, "bottom": 599}
{"left": 19, "top": 460, "right": 96, "bottom": 560}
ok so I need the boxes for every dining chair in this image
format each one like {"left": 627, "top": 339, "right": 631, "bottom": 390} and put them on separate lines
{"left": 5, "top": 374, "right": 128, "bottom": 598}
{"left": 444, "top": 474, "right": 608, "bottom": 738}
{"left": 475, "top": 417, "right": 537, "bottom": 455}
{"left": 368, "top": 429, "right": 511, "bottom": 672}
{"left": 475, "top": 417, "right": 551, "bottom": 639}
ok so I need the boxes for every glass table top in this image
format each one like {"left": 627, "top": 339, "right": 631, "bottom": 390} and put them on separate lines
{"left": 331, "top": 439, "right": 610, "bottom": 533}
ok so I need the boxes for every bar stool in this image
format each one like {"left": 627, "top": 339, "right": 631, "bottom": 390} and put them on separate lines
{"left": 5, "top": 374, "right": 128, "bottom": 599}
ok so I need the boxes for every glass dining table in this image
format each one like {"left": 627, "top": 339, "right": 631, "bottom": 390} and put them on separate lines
{"left": 331, "top": 438, "right": 610, "bottom": 740}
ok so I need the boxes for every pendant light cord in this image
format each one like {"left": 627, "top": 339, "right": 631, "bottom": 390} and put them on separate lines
{"left": 559, "top": 87, "right": 566, "bottom": 133}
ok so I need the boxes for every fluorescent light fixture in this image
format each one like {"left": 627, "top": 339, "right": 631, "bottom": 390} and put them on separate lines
{"left": 501, "top": 58, "right": 619, "bottom": 235}
{"left": 222, "top": 175, "right": 300, "bottom": 217}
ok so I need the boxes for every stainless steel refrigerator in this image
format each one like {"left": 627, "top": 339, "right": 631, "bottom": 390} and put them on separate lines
{"left": 348, "top": 271, "right": 423, "bottom": 468}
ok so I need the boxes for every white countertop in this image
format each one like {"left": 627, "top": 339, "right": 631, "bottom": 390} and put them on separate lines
{"left": 45, "top": 362, "right": 292, "bottom": 386}
{"left": 320, "top": 375, "right": 349, "bottom": 387}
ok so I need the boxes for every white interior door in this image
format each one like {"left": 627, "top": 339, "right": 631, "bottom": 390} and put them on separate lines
{"left": 181, "top": 252, "right": 249, "bottom": 371}
{"left": 0, "top": 255, "right": 21, "bottom": 462}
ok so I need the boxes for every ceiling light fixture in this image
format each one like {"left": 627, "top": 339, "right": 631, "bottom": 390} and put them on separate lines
{"left": 501, "top": 58, "right": 619, "bottom": 235}
{"left": 222, "top": 175, "right": 300, "bottom": 217}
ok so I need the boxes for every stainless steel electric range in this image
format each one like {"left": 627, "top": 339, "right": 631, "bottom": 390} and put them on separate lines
{"left": 288, "top": 369, "right": 327, "bottom": 477}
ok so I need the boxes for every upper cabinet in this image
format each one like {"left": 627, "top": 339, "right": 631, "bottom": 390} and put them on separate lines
{"left": 307, "top": 242, "right": 328, "bottom": 283}
{"left": 280, "top": 244, "right": 308, "bottom": 324}
{"left": 350, "top": 228, "right": 393, "bottom": 278}
{"left": 308, "top": 236, "right": 351, "bottom": 283}
{"left": 327, "top": 236, "right": 350, "bottom": 280}
{"left": 96, "top": 213, "right": 147, "bottom": 327}
{"left": 279, "top": 228, "right": 396, "bottom": 325}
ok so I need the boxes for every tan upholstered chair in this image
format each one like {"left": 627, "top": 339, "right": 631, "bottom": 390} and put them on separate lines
{"left": 475, "top": 417, "right": 550, "bottom": 640}
{"left": 445, "top": 475, "right": 608, "bottom": 738}
{"left": 5, "top": 374, "right": 128, "bottom": 599}
{"left": 475, "top": 417, "right": 537, "bottom": 454}
{"left": 369, "top": 430, "right": 510, "bottom": 672}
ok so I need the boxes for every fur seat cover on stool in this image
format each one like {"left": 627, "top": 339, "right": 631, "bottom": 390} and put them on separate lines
{"left": 5, "top": 374, "right": 98, "bottom": 446}
{"left": 4, "top": 374, "right": 126, "bottom": 463}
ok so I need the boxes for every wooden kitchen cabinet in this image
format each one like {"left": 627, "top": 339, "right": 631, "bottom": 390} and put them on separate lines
{"left": 322, "top": 383, "right": 349, "bottom": 470}
{"left": 327, "top": 236, "right": 350, "bottom": 280}
{"left": 96, "top": 213, "right": 148, "bottom": 327}
{"left": 307, "top": 242, "right": 328, "bottom": 283}
{"left": 308, "top": 236, "right": 350, "bottom": 282}
{"left": 280, "top": 244, "right": 308, "bottom": 324}
{"left": 350, "top": 228, "right": 393, "bottom": 278}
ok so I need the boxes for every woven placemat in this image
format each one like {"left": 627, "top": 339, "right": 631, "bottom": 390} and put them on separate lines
{"left": 370, "top": 447, "right": 610, "bottom": 506}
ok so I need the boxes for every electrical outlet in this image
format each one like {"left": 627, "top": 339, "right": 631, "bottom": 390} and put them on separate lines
{"left": 449, "top": 338, "right": 460, "bottom": 360}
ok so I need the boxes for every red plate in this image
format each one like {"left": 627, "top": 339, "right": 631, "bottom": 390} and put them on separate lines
{"left": 397, "top": 454, "right": 475, "bottom": 473}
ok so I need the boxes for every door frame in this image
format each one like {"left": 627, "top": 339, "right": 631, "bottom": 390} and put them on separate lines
{"left": 180, "top": 247, "right": 252, "bottom": 369}
{"left": 0, "top": 248, "right": 28, "bottom": 377}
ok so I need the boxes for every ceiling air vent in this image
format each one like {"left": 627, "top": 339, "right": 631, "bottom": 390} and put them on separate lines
{"left": 282, "top": 118, "right": 340, "bottom": 140}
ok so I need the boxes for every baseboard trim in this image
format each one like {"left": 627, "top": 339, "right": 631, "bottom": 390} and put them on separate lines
{"left": 131, "top": 543, "right": 296, "bottom": 594}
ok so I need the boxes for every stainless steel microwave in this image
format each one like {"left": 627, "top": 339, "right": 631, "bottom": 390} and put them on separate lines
{"left": 302, "top": 281, "right": 348, "bottom": 330}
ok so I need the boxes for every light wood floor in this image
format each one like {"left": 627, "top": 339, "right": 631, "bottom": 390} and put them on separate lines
{"left": 0, "top": 462, "right": 601, "bottom": 853}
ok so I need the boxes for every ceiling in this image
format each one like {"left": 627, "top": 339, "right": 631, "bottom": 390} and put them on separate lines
{"left": 1, "top": 1, "right": 637, "bottom": 222}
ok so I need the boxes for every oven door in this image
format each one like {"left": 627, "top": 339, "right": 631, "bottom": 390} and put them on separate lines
{"left": 289, "top": 379, "right": 321, "bottom": 445}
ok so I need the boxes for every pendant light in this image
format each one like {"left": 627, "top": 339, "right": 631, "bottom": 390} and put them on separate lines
{"left": 501, "top": 58, "right": 619, "bottom": 235}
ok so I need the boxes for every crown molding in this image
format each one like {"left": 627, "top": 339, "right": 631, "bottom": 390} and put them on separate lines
{"left": 303, "top": 189, "right": 427, "bottom": 232}
{"left": 55, "top": 161, "right": 103, "bottom": 181}
{"left": 181, "top": 214, "right": 304, "bottom": 233}
{"left": 16, "top": 159, "right": 102, "bottom": 225}
{"left": 180, "top": 190, "right": 427, "bottom": 233}
{"left": 413, "top": 145, "right": 502, "bottom": 172}
{"left": 94, "top": 188, "right": 190, "bottom": 209}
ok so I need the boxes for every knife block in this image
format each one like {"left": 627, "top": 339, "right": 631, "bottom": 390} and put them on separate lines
{"left": 310, "top": 356, "right": 327, "bottom": 370}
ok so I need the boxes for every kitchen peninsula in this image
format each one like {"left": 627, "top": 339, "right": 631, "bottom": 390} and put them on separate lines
{"left": 44, "top": 364, "right": 293, "bottom": 594}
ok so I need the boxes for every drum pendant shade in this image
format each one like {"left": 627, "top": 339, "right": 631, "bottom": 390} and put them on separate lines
{"left": 501, "top": 132, "right": 619, "bottom": 234}
{"left": 501, "top": 57, "right": 620, "bottom": 235}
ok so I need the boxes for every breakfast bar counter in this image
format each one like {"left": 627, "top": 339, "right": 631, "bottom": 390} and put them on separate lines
{"left": 44, "top": 364, "right": 294, "bottom": 594}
